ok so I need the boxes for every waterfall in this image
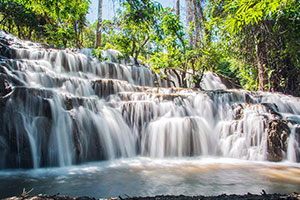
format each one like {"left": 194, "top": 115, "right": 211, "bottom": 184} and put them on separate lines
{"left": 287, "top": 125, "right": 300, "bottom": 162}
{"left": 0, "top": 30, "right": 300, "bottom": 169}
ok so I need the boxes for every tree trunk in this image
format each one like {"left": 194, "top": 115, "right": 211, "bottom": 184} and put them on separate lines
{"left": 0, "top": 16, "right": 7, "bottom": 26}
{"left": 182, "top": 62, "right": 188, "bottom": 88}
{"left": 147, "top": 41, "right": 150, "bottom": 62}
{"left": 134, "top": 37, "right": 150, "bottom": 65}
{"left": 175, "top": 0, "right": 180, "bottom": 16}
{"left": 95, "top": 0, "right": 103, "bottom": 49}
{"left": 186, "top": 0, "right": 194, "bottom": 47}
{"left": 131, "top": 40, "right": 136, "bottom": 59}
{"left": 172, "top": 68, "right": 182, "bottom": 87}
{"left": 195, "top": 0, "right": 210, "bottom": 42}
{"left": 255, "top": 35, "right": 268, "bottom": 91}
{"left": 28, "top": 29, "right": 32, "bottom": 40}
{"left": 193, "top": 0, "right": 200, "bottom": 47}
{"left": 17, "top": 25, "right": 21, "bottom": 39}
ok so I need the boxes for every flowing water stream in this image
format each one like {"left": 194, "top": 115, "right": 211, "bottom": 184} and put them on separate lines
{"left": 0, "top": 31, "right": 300, "bottom": 198}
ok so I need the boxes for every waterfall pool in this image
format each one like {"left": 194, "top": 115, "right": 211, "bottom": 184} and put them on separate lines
{"left": 1, "top": 157, "right": 300, "bottom": 198}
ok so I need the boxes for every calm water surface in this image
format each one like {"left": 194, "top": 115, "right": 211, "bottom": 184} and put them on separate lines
{"left": 1, "top": 157, "right": 300, "bottom": 198}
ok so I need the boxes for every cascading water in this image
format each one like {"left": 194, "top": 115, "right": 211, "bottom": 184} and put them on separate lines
{"left": 0, "top": 30, "right": 300, "bottom": 170}
{"left": 287, "top": 125, "right": 300, "bottom": 162}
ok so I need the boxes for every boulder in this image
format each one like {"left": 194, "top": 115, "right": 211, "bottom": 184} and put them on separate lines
{"left": 267, "top": 119, "right": 291, "bottom": 161}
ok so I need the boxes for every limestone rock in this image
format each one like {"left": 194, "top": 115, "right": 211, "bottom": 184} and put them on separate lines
{"left": 214, "top": 73, "right": 242, "bottom": 89}
{"left": 267, "top": 119, "right": 291, "bottom": 161}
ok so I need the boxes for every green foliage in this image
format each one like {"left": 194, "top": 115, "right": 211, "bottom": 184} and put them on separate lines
{"left": 0, "top": 0, "right": 46, "bottom": 40}
{"left": 149, "top": 8, "right": 187, "bottom": 70}
{"left": 92, "top": 1, "right": 162, "bottom": 63}
{"left": 81, "top": 22, "right": 97, "bottom": 48}
{"left": 207, "top": 0, "right": 300, "bottom": 95}
{"left": 93, "top": 1, "right": 209, "bottom": 88}
{"left": 223, "top": 0, "right": 288, "bottom": 34}
{"left": 1, "top": 0, "right": 298, "bottom": 94}
{"left": 0, "top": 0, "right": 90, "bottom": 48}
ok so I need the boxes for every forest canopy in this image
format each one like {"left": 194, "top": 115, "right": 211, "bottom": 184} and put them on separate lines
{"left": 0, "top": 0, "right": 299, "bottom": 96}
{"left": 0, "top": 0, "right": 90, "bottom": 48}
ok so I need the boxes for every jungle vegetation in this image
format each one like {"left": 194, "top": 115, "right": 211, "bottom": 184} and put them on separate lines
{"left": 1, "top": 0, "right": 299, "bottom": 96}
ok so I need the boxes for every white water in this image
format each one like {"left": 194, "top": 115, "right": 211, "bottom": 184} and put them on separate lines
{"left": 287, "top": 125, "right": 300, "bottom": 162}
{"left": 0, "top": 31, "right": 300, "bottom": 170}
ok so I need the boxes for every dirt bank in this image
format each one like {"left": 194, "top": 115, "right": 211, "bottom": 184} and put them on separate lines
{"left": 4, "top": 192, "right": 300, "bottom": 200}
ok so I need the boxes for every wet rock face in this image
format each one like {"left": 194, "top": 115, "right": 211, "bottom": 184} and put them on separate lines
{"left": 0, "top": 38, "right": 15, "bottom": 59}
{"left": 0, "top": 75, "right": 10, "bottom": 169}
{"left": 214, "top": 73, "right": 242, "bottom": 89}
{"left": 232, "top": 104, "right": 244, "bottom": 120}
{"left": 267, "top": 120, "right": 290, "bottom": 162}
{"left": 0, "top": 75, "right": 12, "bottom": 97}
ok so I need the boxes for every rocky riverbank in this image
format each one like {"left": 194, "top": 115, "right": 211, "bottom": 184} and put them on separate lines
{"left": 4, "top": 192, "right": 300, "bottom": 200}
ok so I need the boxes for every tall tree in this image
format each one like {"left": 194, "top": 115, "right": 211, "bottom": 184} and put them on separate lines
{"left": 192, "top": 0, "right": 200, "bottom": 46}
{"left": 208, "top": 0, "right": 300, "bottom": 95}
{"left": 175, "top": 0, "right": 180, "bottom": 16}
{"left": 95, "top": 0, "right": 103, "bottom": 48}
{"left": 101, "top": 0, "right": 162, "bottom": 64}
{"left": 186, "top": 0, "right": 194, "bottom": 47}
